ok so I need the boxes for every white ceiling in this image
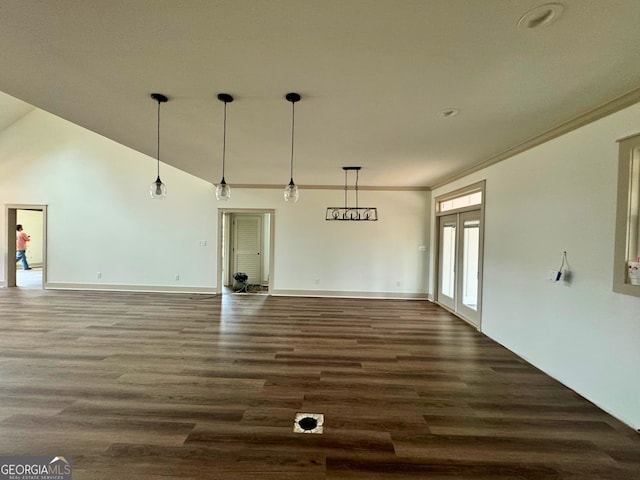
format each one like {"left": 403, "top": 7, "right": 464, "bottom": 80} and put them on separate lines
{"left": 1, "top": 1, "right": 640, "bottom": 188}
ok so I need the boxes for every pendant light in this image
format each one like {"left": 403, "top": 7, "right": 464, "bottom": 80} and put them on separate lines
{"left": 284, "top": 92, "right": 301, "bottom": 203}
{"left": 215, "top": 93, "right": 233, "bottom": 201}
{"left": 149, "top": 93, "right": 168, "bottom": 199}
{"left": 326, "top": 166, "right": 378, "bottom": 221}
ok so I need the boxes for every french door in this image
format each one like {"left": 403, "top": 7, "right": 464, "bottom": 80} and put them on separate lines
{"left": 437, "top": 209, "right": 482, "bottom": 327}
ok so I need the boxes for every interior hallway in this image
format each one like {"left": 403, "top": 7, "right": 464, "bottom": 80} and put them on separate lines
{"left": 14, "top": 266, "right": 42, "bottom": 289}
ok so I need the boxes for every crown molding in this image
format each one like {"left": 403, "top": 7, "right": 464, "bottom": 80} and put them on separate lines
{"left": 432, "top": 85, "right": 640, "bottom": 189}
{"left": 229, "top": 184, "right": 430, "bottom": 192}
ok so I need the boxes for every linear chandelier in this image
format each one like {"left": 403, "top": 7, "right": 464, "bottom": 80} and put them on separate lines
{"left": 326, "top": 166, "right": 378, "bottom": 221}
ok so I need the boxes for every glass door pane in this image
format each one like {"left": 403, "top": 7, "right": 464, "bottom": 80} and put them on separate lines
{"left": 457, "top": 211, "right": 481, "bottom": 326}
{"left": 442, "top": 223, "right": 456, "bottom": 297}
{"left": 438, "top": 214, "right": 457, "bottom": 311}
{"left": 462, "top": 219, "right": 479, "bottom": 310}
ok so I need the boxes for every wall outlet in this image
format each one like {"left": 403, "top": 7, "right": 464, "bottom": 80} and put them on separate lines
{"left": 199, "top": 240, "right": 207, "bottom": 247}
{"left": 96, "top": 272, "right": 102, "bottom": 279}
{"left": 175, "top": 274, "right": 180, "bottom": 281}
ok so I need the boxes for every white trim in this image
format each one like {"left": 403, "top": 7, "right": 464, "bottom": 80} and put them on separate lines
{"left": 432, "top": 85, "right": 640, "bottom": 189}
{"left": 488, "top": 335, "right": 638, "bottom": 431}
{"left": 225, "top": 184, "right": 430, "bottom": 191}
{"left": 433, "top": 181, "right": 486, "bottom": 330}
{"left": 217, "top": 208, "right": 275, "bottom": 295}
{"left": 42, "top": 283, "right": 429, "bottom": 299}
{"left": 435, "top": 299, "right": 478, "bottom": 329}
{"left": 44, "top": 282, "right": 216, "bottom": 294}
{"left": 435, "top": 180, "right": 485, "bottom": 215}
{"left": 613, "top": 133, "right": 640, "bottom": 296}
{"left": 270, "top": 289, "right": 429, "bottom": 300}
{"left": 4, "top": 203, "right": 48, "bottom": 289}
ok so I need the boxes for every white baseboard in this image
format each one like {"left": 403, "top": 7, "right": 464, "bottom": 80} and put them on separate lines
{"left": 7, "top": 281, "right": 429, "bottom": 300}
{"left": 270, "top": 289, "right": 429, "bottom": 300}
{"left": 44, "top": 282, "right": 216, "bottom": 294}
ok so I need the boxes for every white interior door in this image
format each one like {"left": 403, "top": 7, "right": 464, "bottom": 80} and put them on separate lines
{"left": 232, "top": 214, "right": 262, "bottom": 285}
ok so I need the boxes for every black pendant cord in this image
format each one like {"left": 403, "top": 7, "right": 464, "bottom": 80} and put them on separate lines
{"left": 341, "top": 169, "right": 360, "bottom": 209}
{"left": 221, "top": 100, "right": 227, "bottom": 182}
{"left": 355, "top": 168, "right": 359, "bottom": 209}
{"left": 344, "top": 169, "right": 348, "bottom": 208}
{"left": 289, "top": 101, "right": 295, "bottom": 182}
{"left": 156, "top": 99, "right": 161, "bottom": 180}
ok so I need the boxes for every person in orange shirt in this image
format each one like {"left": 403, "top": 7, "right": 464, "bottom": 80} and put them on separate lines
{"left": 16, "top": 224, "right": 31, "bottom": 270}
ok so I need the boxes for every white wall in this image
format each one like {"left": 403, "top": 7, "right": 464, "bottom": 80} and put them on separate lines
{"left": 431, "top": 102, "right": 640, "bottom": 430}
{"left": 220, "top": 188, "right": 430, "bottom": 297}
{"left": 0, "top": 106, "right": 431, "bottom": 298}
{"left": 0, "top": 109, "right": 219, "bottom": 292}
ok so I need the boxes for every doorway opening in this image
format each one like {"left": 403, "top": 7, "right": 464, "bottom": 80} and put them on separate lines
{"left": 217, "top": 209, "right": 274, "bottom": 295}
{"left": 4, "top": 204, "right": 48, "bottom": 289}
{"left": 434, "top": 182, "right": 485, "bottom": 329}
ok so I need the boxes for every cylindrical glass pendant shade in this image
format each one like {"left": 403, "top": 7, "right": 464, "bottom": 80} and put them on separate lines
{"left": 216, "top": 178, "right": 231, "bottom": 201}
{"left": 150, "top": 177, "right": 167, "bottom": 199}
{"left": 284, "top": 179, "right": 299, "bottom": 203}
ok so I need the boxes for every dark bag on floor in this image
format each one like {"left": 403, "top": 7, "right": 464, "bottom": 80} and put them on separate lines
{"left": 232, "top": 272, "right": 249, "bottom": 292}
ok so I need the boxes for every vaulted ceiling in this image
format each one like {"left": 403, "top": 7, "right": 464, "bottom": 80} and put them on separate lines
{"left": 1, "top": 1, "right": 640, "bottom": 187}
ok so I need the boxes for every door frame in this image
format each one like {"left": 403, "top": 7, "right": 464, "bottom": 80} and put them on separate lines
{"left": 4, "top": 204, "right": 48, "bottom": 288}
{"left": 216, "top": 208, "right": 275, "bottom": 294}
{"left": 434, "top": 181, "right": 485, "bottom": 330}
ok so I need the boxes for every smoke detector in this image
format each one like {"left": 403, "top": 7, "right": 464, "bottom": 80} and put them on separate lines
{"left": 517, "top": 3, "right": 564, "bottom": 30}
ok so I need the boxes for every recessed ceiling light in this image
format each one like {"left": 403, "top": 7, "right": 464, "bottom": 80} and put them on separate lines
{"left": 517, "top": 3, "right": 564, "bottom": 30}
{"left": 437, "top": 108, "right": 460, "bottom": 118}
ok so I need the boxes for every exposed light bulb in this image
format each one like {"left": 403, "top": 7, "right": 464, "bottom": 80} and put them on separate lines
{"left": 216, "top": 178, "right": 231, "bottom": 201}
{"left": 150, "top": 176, "right": 167, "bottom": 199}
{"left": 284, "top": 179, "right": 299, "bottom": 203}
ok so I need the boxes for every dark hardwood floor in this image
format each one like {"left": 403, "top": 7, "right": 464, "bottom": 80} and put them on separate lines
{"left": 0, "top": 288, "right": 638, "bottom": 479}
